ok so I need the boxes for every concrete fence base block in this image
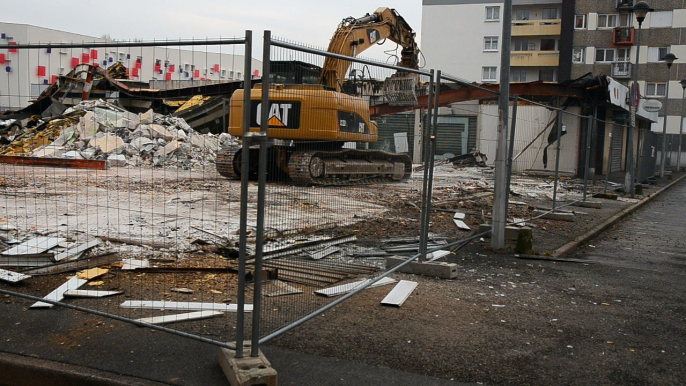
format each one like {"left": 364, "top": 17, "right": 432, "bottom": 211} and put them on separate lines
{"left": 477, "top": 224, "right": 529, "bottom": 240}
{"left": 532, "top": 210, "right": 575, "bottom": 222}
{"left": 385, "top": 256, "right": 458, "bottom": 279}
{"left": 219, "top": 343, "right": 278, "bottom": 386}
{"left": 593, "top": 193, "right": 618, "bottom": 200}
{"left": 570, "top": 201, "right": 602, "bottom": 209}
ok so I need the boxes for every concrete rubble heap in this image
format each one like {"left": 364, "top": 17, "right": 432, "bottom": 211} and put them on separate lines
{"left": 0, "top": 99, "right": 236, "bottom": 171}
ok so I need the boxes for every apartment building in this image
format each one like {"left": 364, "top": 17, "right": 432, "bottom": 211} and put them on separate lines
{"left": 421, "top": 0, "right": 569, "bottom": 83}
{"left": 0, "top": 22, "right": 261, "bottom": 111}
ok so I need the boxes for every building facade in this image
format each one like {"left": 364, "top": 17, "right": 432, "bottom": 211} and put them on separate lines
{"left": 0, "top": 22, "right": 261, "bottom": 111}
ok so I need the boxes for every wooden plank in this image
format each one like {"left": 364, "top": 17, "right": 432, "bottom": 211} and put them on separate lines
{"left": 31, "top": 277, "right": 88, "bottom": 308}
{"left": 20, "top": 252, "right": 119, "bottom": 276}
{"left": 0, "top": 268, "right": 31, "bottom": 283}
{"left": 0, "top": 155, "right": 108, "bottom": 170}
{"left": 63, "top": 290, "right": 123, "bottom": 298}
{"left": 381, "top": 280, "right": 418, "bottom": 307}
{"left": 2, "top": 237, "right": 65, "bottom": 256}
{"left": 134, "top": 311, "right": 223, "bottom": 325}
{"left": 54, "top": 239, "right": 102, "bottom": 261}
{"left": 120, "top": 300, "right": 253, "bottom": 312}
{"left": 76, "top": 267, "right": 109, "bottom": 280}
{"left": 315, "top": 277, "right": 397, "bottom": 297}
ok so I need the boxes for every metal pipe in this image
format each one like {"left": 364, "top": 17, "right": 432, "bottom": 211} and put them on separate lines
{"left": 250, "top": 30, "right": 271, "bottom": 358}
{"left": 583, "top": 115, "right": 593, "bottom": 201}
{"left": 678, "top": 85, "right": 686, "bottom": 171}
{"left": 0, "top": 38, "right": 246, "bottom": 49}
{"left": 423, "top": 70, "right": 442, "bottom": 250}
{"left": 505, "top": 95, "right": 519, "bottom": 211}
{"left": 605, "top": 124, "right": 614, "bottom": 194}
{"left": 418, "top": 70, "right": 435, "bottom": 263}
{"left": 235, "top": 30, "right": 253, "bottom": 359}
{"left": 552, "top": 111, "right": 563, "bottom": 212}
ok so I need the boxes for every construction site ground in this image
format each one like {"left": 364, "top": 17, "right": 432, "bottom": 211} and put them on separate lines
{"left": 1, "top": 163, "right": 685, "bottom": 385}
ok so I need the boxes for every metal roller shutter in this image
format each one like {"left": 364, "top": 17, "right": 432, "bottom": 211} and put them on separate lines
{"left": 610, "top": 126, "right": 624, "bottom": 172}
{"left": 372, "top": 113, "right": 415, "bottom": 158}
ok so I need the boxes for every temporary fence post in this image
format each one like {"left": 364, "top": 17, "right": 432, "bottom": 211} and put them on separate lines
{"left": 423, "top": 70, "right": 442, "bottom": 244}
{"left": 583, "top": 115, "right": 593, "bottom": 201}
{"left": 552, "top": 110, "right": 563, "bottom": 212}
{"left": 491, "top": 0, "right": 512, "bottom": 250}
{"left": 235, "top": 30, "right": 253, "bottom": 359}
{"left": 250, "top": 30, "right": 271, "bottom": 358}
{"left": 505, "top": 95, "right": 519, "bottom": 214}
{"left": 419, "top": 69, "right": 435, "bottom": 263}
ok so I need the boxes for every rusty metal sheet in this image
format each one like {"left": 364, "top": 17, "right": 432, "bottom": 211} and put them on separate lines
{"left": 0, "top": 156, "right": 107, "bottom": 170}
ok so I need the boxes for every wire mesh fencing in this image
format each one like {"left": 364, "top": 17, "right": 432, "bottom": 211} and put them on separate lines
{"left": 0, "top": 36, "right": 254, "bottom": 348}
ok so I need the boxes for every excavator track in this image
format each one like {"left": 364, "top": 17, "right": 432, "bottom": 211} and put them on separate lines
{"left": 287, "top": 149, "right": 412, "bottom": 186}
{"left": 216, "top": 146, "right": 242, "bottom": 179}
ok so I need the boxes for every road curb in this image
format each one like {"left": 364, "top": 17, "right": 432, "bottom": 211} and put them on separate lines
{"left": 554, "top": 174, "right": 686, "bottom": 259}
{"left": 0, "top": 352, "right": 168, "bottom": 386}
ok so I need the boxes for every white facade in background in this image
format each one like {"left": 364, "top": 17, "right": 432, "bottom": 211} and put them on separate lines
{"left": 0, "top": 22, "right": 261, "bottom": 110}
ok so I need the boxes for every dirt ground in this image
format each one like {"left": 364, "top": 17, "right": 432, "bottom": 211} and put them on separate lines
{"left": 2, "top": 163, "right": 682, "bottom": 385}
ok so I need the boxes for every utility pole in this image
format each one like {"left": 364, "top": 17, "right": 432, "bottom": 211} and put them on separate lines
{"left": 491, "top": 0, "right": 512, "bottom": 250}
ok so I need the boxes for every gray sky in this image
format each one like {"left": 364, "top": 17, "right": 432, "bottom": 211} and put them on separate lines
{"left": 4, "top": 1, "right": 422, "bottom": 60}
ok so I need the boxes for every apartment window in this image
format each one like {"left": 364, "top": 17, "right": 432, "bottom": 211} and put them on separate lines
{"left": 617, "top": 47, "right": 631, "bottom": 61}
{"left": 646, "top": 82, "right": 667, "bottom": 97}
{"left": 575, "top": 15, "right": 587, "bottom": 29}
{"left": 540, "top": 39, "right": 557, "bottom": 51}
{"left": 514, "top": 39, "right": 532, "bottom": 51}
{"left": 598, "top": 14, "right": 619, "bottom": 28}
{"left": 572, "top": 48, "right": 585, "bottom": 63}
{"left": 484, "top": 36, "right": 499, "bottom": 51}
{"left": 539, "top": 69, "right": 557, "bottom": 82}
{"left": 648, "top": 47, "right": 669, "bottom": 62}
{"left": 542, "top": 8, "right": 558, "bottom": 20}
{"left": 482, "top": 66, "right": 497, "bottom": 82}
{"left": 595, "top": 48, "right": 616, "bottom": 62}
{"left": 650, "top": 11, "right": 673, "bottom": 27}
{"left": 486, "top": 6, "right": 500, "bottom": 21}
{"left": 515, "top": 9, "right": 531, "bottom": 21}
{"left": 619, "top": 13, "right": 631, "bottom": 27}
{"left": 512, "top": 69, "right": 527, "bottom": 82}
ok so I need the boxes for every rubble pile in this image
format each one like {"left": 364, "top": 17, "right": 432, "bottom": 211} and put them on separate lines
{"left": 0, "top": 100, "right": 236, "bottom": 171}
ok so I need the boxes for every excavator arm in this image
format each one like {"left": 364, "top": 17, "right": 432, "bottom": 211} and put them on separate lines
{"left": 320, "top": 7, "right": 420, "bottom": 92}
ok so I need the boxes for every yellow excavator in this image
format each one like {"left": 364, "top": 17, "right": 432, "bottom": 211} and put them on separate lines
{"left": 216, "top": 7, "right": 421, "bottom": 185}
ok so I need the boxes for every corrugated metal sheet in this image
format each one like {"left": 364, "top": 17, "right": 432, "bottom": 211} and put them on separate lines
{"left": 436, "top": 116, "right": 469, "bottom": 156}
{"left": 373, "top": 113, "right": 415, "bottom": 158}
{"left": 611, "top": 126, "right": 624, "bottom": 172}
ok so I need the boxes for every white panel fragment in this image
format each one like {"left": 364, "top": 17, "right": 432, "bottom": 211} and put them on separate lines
{"left": 314, "top": 277, "right": 396, "bottom": 297}
{"left": 121, "top": 258, "right": 150, "bottom": 270}
{"left": 0, "top": 268, "right": 31, "bottom": 283}
{"left": 453, "top": 212, "right": 471, "bottom": 230}
{"left": 427, "top": 250, "right": 451, "bottom": 261}
{"left": 3, "top": 237, "right": 65, "bottom": 255}
{"left": 134, "top": 311, "right": 223, "bottom": 325}
{"left": 54, "top": 239, "right": 102, "bottom": 261}
{"left": 63, "top": 290, "right": 123, "bottom": 298}
{"left": 381, "top": 280, "right": 418, "bottom": 307}
{"left": 120, "top": 300, "right": 252, "bottom": 312}
{"left": 31, "top": 277, "right": 88, "bottom": 308}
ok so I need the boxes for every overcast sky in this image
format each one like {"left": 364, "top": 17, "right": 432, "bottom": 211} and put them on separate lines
{"left": 4, "top": 1, "right": 423, "bottom": 61}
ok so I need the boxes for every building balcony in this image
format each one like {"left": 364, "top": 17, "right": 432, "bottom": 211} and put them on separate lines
{"left": 512, "top": 19, "right": 561, "bottom": 37}
{"left": 613, "top": 27, "right": 635, "bottom": 46}
{"left": 511, "top": 51, "right": 559, "bottom": 67}
{"left": 616, "top": 0, "right": 635, "bottom": 11}
{"left": 612, "top": 61, "right": 632, "bottom": 79}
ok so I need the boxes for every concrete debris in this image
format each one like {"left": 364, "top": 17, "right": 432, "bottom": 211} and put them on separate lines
{"left": 1, "top": 99, "right": 237, "bottom": 172}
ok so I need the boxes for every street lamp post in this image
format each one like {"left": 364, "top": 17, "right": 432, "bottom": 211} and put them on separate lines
{"left": 660, "top": 53, "right": 678, "bottom": 178}
{"left": 628, "top": 1, "right": 653, "bottom": 197}
{"left": 677, "top": 79, "right": 686, "bottom": 172}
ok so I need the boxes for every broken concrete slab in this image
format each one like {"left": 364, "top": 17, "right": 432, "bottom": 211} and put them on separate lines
{"left": 31, "top": 146, "right": 65, "bottom": 158}
{"left": 148, "top": 124, "right": 176, "bottom": 141}
{"left": 155, "top": 140, "right": 181, "bottom": 158}
{"left": 78, "top": 111, "right": 99, "bottom": 138}
{"left": 129, "top": 137, "right": 154, "bottom": 150}
{"left": 107, "top": 154, "right": 127, "bottom": 167}
{"left": 218, "top": 342, "right": 278, "bottom": 386}
{"left": 532, "top": 210, "right": 576, "bottom": 222}
{"left": 90, "top": 134, "right": 124, "bottom": 154}
{"left": 385, "top": 256, "right": 458, "bottom": 279}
